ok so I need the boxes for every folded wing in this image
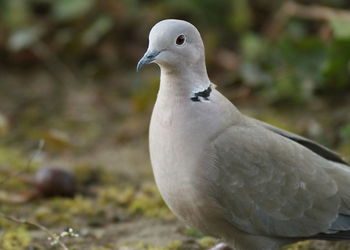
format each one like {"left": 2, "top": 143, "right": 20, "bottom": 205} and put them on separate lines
{"left": 211, "top": 123, "right": 348, "bottom": 238}
{"left": 250, "top": 118, "right": 349, "bottom": 166}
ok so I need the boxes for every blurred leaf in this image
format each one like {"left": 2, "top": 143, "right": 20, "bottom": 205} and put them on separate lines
{"left": 340, "top": 124, "right": 350, "bottom": 140}
{"left": 330, "top": 18, "right": 350, "bottom": 39}
{"left": 240, "top": 63, "right": 272, "bottom": 87}
{"left": 82, "top": 16, "right": 114, "bottom": 47}
{"left": 273, "top": 74, "right": 304, "bottom": 103}
{"left": 1, "top": 0, "right": 30, "bottom": 29}
{"left": 338, "top": 141, "right": 350, "bottom": 162}
{"left": 131, "top": 78, "right": 159, "bottom": 112}
{"left": 52, "top": 0, "right": 96, "bottom": 22}
{"left": 7, "top": 26, "right": 42, "bottom": 51}
{"left": 241, "top": 33, "right": 266, "bottom": 61}
{"left": 0, "top": 113, "right": 9, "bottom": 136}
{"left": 37, "top": 129, "right": 73, "bottom": 152}
{"left": 285, "top": 20, "right": 308, "bottom": 39}
{"left": 228, "top": 0, "right": 252, "bottom": 31}
{"left": 322, "top": 40, "right": 350, "bottom": 87}
{"left": 240, "top": 34, "right": 272, "bottom": 86}
{"left": 261, "top": 37, "right": 327, "bottom": 102}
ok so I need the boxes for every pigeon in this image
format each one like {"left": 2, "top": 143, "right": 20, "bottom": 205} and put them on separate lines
{"left": 137, "top": 19, "right": 350, "bottom": 250}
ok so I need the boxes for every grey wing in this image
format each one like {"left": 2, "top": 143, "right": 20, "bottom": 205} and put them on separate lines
{"left": 249, "top": 117, "right": 349, "bottom": 166}
{"left": 210, "top": 124, "right": 350, "bottom": 238}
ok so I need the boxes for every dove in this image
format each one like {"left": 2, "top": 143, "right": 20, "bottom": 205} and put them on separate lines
{"left": 137, "top": 19, "right": 350, "bottom": 250}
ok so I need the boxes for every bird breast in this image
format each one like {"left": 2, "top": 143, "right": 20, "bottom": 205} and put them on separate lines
{"left": 149, "top": 99, "right": 216, "bottom": 225}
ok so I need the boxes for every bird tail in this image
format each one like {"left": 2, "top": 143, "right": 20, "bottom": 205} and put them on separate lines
{"left": 311, "top": 230, "right": 350, "bottom": 241}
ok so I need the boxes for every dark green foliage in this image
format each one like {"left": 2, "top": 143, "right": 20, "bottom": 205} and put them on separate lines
{"left": 1, "top": 0, "right": 349, "bottom": 104}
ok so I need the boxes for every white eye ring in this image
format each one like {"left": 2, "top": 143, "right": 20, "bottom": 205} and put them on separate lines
{"left": 175, "top": 34, "right": 186, "bottom": 46}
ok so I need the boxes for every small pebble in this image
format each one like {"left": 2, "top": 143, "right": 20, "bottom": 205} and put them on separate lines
{"left": 35, "top": 166, "right": 76, "bottom": 197}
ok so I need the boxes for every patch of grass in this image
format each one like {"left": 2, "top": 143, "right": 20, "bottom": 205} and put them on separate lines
{"left": 91, "top": 247, "right": 114, "bottom": 250}
{"left": 283, "top": 241, "right": 312, "bottom": 250}
{"left": 34, "top": 195, "right": 97, "bottom": 226}
{"left": 127, "top": 183, "right": 173, "bottom": 219}
{"left": 180, "top": 226, "right": 204, "bottom": 238}
{"left": 0, "top": 146, "right": 27, "bottom": 170}
{"left": 0, "top": 145, "right": 41, "bottom": 191}
{"left": 0, "top": 215, "right": 15, "bottom": 229}
{"left": 97, "top": 186, "right": 135, "bottom": 206}
{"left": 196, "top": 236, "right": 217, "bottom": 249}
{"left": 124, "top": 240, "right": 183, "bottom": 250}
{"left": 0, "top": 226, "right": 31, "bottom": 250}
{"left": 96, "top": 183, "right": 173, "bottom": 219}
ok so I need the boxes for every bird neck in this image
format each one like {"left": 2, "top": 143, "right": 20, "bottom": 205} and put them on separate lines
{"left": 158, "top": 62, "right": 211, "bottom": 100}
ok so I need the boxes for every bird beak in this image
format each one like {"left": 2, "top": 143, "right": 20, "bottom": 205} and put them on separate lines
{"left": 136, "top": 50, "right": 161, "bottom": 72}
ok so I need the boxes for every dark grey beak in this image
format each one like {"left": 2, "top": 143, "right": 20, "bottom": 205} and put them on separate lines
{"left": 136, "top": 50, "right": 161, "bottom": 72}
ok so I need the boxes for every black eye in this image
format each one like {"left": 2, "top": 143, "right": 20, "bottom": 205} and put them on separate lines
{"left": 176, "top": 35, "right": 185, "bottom": 45}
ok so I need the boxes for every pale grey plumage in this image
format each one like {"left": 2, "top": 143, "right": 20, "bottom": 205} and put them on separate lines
{"left": 137, "top": 19, "right": 350, "bottom": 250}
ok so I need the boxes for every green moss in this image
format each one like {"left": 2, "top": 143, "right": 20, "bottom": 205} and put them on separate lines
{"left": 49, "top": 196, "right": 96, "bottom": 215}
{"left": 196, "top": 236, "right": 217, "bottom": 249}
{"left": 97, "top": 186, "right": 135, "bottom": 206}
{"left": 181, "top": 226, "right": 204, "bottom": 238}
{"left": 0, "top": 226, "right": 31, "bottom": 250}
{"left": 34, "top": 195, "right": 98, "bottom": 225}
{"left": 127, "top": 183, "right": 173, "bottom": 219}
{"left": 0, "top": 146, "right": 27, "bottom": 170}
{"left": 0, "top": 146, "right": 40, "bottom": 190}
{"left": 0, "top": 179, "right": 27, "bottom": 192}
{"left": 97, "top": 183, "right": 173, "bottom": 219}
{"left": 90, "top": 247, "right": 114, "bottom": 250}
{"left": 148, "top": 240, "right": 182, "bottom": 250}
{"left": 34, "top": 205, "right": 73, "bottom": 225}
{"left": 125, "top": 240, "right": 183, "bottom": 250}
{"left": 283, "top": 241, "right": 312, "bottom": 250}
{"left": 0, "top": 216, "right": 16, "bottom": 230}
{"left": 74, "top": 163, "right": 113, "bottom": 185}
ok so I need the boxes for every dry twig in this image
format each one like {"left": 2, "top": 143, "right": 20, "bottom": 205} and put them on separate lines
{"left": 0, "top": 212, "right": 69, "bottom": 250}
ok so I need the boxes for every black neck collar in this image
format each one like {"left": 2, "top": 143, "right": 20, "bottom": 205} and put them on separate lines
{"left": 191, "top": 85, "right": 212, "bottom": 102}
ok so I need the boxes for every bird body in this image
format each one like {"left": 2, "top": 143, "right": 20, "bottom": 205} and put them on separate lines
{"left": 138, "top": 19, "right": 350, "bottom": 250}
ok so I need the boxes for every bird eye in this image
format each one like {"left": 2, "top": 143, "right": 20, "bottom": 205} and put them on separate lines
{"left": 175, "top": 34, "right": 186, "bottom": 46}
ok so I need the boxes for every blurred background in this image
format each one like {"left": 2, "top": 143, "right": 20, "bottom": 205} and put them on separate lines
{"left": 0, "top": 0, "right": 350, "bottom": 249}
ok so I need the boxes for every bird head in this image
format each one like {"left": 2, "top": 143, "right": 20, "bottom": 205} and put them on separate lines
{"left": 137, "top": 19, "right": 205, "bottom": 73}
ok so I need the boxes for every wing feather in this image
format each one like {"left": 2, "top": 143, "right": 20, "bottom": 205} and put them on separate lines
{"left": 250, "top": 118, "right": 349, "bottom": 166}
{"left": 211, "top": 124, "right": 341, "bottom": 238}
